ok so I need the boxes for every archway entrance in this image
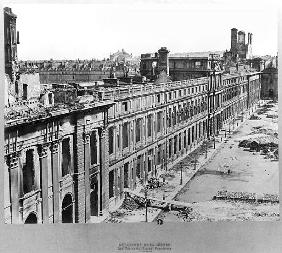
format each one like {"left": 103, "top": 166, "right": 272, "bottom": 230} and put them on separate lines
{"left": 62, "top": 194, "right": 73, "bottom": 223}
{"left": 24, "top": 212, "right": 38, "bottom": 224}
{"left": 90, "top": 179, "right": 98, "bottom": 216}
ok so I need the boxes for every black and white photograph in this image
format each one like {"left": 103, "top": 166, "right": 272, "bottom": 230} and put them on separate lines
{"left": 3, "top": 1, "right": 279, "bottom": 227}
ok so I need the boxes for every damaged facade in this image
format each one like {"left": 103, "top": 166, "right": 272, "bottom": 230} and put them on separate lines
{"left": 3, "top": 7, "right": 263, "bottom": 224}
{"left": 102, "top": 71, "right": 261, "bottom": 210}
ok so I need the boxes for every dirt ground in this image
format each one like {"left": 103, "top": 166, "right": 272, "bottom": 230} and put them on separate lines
{"left": 161, "top": 200, "right": 279, "bottom": 222}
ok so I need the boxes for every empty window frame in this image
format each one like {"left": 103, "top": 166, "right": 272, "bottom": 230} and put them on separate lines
{"left": 23, "top": 149, "right": 35, "bottom": 194}
{"left": 62, "top": 138, "right": 71, "bottom": 177}
{"left": 90, "top": 131, "right": 98, "bottom": 165}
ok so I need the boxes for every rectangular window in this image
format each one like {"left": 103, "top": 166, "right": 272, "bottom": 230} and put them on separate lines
{"left": 157, "top": 111, "right": 162, "bottom": 132}
{"left": 23, "top": 149, "right": 35, "bottom": 194}
{"left": 148, "top": 149, "right": 153, "bottom": 172}
{"left": 136, "top": 155, "right": 141, "bottom": 178}
{"left": 109, "top": 170, "right": 114, "bottom": 198}
{"left": 116, "top": 132, "right": 120, "bottom": 149}
{"left": 90, "top": 132, "right": 98, "bottom": 165}
{"left": 147, "top": 114, "right": 152, "bottom": 137}
{"left": 188, "top": 128, "right": 191, "bottom": 145}
{"left": 179, "top": 133, "right": 181, "bottom": 151}
{"left": 136, "top": 118, "right": 142, "bottom": 143}
{"left": 23, "top": 83, "right": 28, "bottom": 100}
{"left": 109, "top": 127, "right": 114, "bottom": 154}
{"left": 157, "top": 94, "right": 161, "bottom": 104}
{"left": 184, "top": 130, "right": 187, "bottom": 148}
{"left": 122, "top": 122, "right": 129, "bottom": 149}
{"left": 122, "top": 101, "right": 128, "bottom": 112}
{"left": 157, "top": 145, "right": 162, "bottom": 165}
{"left": 124, "top": 163, "right": 129, "bottom": 188}
{"left": 174, "top": 135, "right": 177, "bottom": 154}
{"left": 62, "top": 138, "right": 71, "bottom": 177}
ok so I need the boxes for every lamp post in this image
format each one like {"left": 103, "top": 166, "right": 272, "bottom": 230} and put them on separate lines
{"left": 204, "top": 140, "right": 208, "bottom": 159}
{"left": 194, "top": 154, "right": 198, "bottom": 170}
{"left": 141, "top": 179, "right": 149, "bottom": 222}
{"left": 180, "top": 167, "right": 183, "bottom": 185}
{"left": 144, "top": 183, "right": 148, "bottom": 222}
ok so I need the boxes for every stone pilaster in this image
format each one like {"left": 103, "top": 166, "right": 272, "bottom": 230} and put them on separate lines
{"left": 99, "top": 128, "right": 109, "bottom": 216}
{"left": 50, "top": 141, "right": 60, "bottom": 223}
{"left": 83, "top": 132, "right": 91, "bottom": 221}
{"left": 38, "top": 143, "right": 50, "bottom": 224}
{"left": 7, "top": 151, "right": 20, "bottom": 224}
{"left": 73, "top": 118, "right": 86, "bottom": 223}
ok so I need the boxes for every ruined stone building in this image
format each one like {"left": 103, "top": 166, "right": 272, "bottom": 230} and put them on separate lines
{"left": 100, "top": 71, "right": 261, "bottom": 210}
{"left": 140, "top": 47, "right": 223, "bottom": 81}
{"left": 260, "top": 57, "right": 278, "bottom": 100}
{"left": 4, "top": 7, "right": 114, "bottom": 224}
{"left": 4, "top": 7, "right": 19, "bottom": 83}
{"left": 224, "top": 28, "right": 253, "bottom": 63}
{"left": 3, "top": 7, "right": 262, "bottom": 224}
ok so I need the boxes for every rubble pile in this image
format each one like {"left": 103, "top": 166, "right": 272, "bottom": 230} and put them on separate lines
{"left": 254, "top": 212, "right": 279, "bottom": 218}
{"left": 214, "top": 190, "right": 256, "bottom": 201}
{"left": 5, "top": 99, "right": 98, "bottom": 126}
{"left": 214, "top": 190, "right": 279, "bottom": 203}
{"left": 256, "top": 103, "right": 274, "bottom": 115}
{"left": 159, "top": 172, "right": 175, "bottom": 179}
{"left": 5, "top": 103, "right": 49, "bottom": 122}
{"left": 249, "top": 114, "right": 261, "bottom": 120}
{"left": 238, "top": 133, "right": 278, "bottom": 149}
{"left": 261, "top": 193, "right": 279, "bottom": 203}
{"left": 121, "top": 197, "right": 140, "bottom": 210}
{"left": 266, "top": 114, "right": 278, "bottom": 119}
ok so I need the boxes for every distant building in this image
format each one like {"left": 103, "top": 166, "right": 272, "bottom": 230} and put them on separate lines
{"left": 230, "top": 28, "right": 253, "bottom": 60}
{"left": 140, "top": 48, "right": 223, "bottom": 81}
{"left": 110, "top": 49, "right": 133, "bottom": 63}
{"left": 260, "top": 57, "right": 278, "bottom": 100}
{"left": 4, "top": 7, "right": 41, "bottom": 106}
{"left": 4, "top": 7, "right": 19, "bottom": 82}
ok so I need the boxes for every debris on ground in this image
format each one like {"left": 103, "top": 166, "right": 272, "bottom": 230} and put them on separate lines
{"left": 213, "top": 190, "right": 279, "bottom": 203}
{"left": 250, "top": 114, "right": 261, "bottom": 120}
{"left": 121, "top": 197, "right": 140, "bottom": 210}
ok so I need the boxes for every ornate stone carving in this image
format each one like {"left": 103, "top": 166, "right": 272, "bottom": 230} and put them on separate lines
{"left": 50, "top": 140, "right": 59, "bottom": 154}
{"left": 37, "top": 143, "right": 49, "bottom": 158}
{"left": 83, "top": 132, "right": 91, "bottom": 144}
{"left": 6, "top": 151, "right": 21, "bottom": 169}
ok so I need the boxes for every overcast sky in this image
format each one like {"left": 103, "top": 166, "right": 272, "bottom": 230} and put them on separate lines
{"left": 9, "top": 1, "right": 278, "bottom": 60}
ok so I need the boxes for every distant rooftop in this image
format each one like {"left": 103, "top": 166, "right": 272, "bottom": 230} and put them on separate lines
{"left": 169, "top": 51, "right": 224, "bottom": 58}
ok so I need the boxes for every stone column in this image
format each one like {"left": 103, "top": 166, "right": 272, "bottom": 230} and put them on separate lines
{"left": 50, "top": 141, "right": 60, "bottom": 223}
{"left": 38, "top": 143, "right": 50, "bottom": 224}
{"left": 18, "top": 150, "right": 24, "bottom": 223}
{"left": 99, "top": 128, "right": 109, "bottom": 216}
{"left": 83, "top": 132, "right": 91, "bottom": 221}
{"left": 8, "top": 151, "right": 20, "bottom": 224}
